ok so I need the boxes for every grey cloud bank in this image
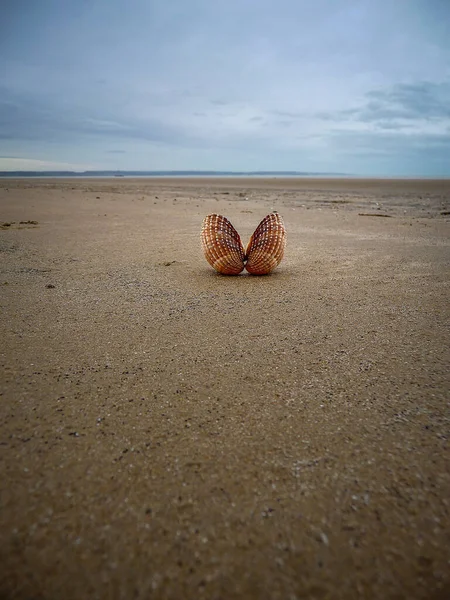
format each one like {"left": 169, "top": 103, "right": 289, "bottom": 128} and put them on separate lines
{"left": 1, "top": 0, "right": 449, "bottom": 175}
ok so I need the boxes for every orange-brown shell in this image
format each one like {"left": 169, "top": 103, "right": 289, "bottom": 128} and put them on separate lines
{"left": 245, "top": 212, "right": 286, "bottom": 274}
{"left": 201, "top": 214, "right": 245, "bottom": 274}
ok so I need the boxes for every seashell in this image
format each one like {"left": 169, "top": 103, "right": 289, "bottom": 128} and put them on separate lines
{"left": 245, "top": 212, "right": 286, "bottom": 275}
{"left": 201, "top": 214, "right": 246, "bottom": 274}
{"left": 201, "top": 212, "right": 286, "bottom": 275}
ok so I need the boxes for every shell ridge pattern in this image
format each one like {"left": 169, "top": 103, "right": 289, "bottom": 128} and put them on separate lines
{"left": 201, "top": 214, "right": 245, "bottom": 275}
{"left": 245, "top": 213, "right": 286, "bottom": 275}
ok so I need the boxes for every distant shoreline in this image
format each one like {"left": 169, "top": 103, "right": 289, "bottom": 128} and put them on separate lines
{"left": 0, "top": 171, "right": 448, "bottom": 181}
{"left": 0, "top": 170, "right": 349, "bottom": 178}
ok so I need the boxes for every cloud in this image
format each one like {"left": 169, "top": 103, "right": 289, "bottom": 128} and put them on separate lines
{"left": 358, "top": 82, "right": 450, "bottom": 128}
{"left": 316, "top": 81, "right": 450, "bottom": 130}
{"left": 271, "top": 110, "right": 304, "bottom": 119}
{"left": 0, "top": 157, "right": 92, "bottom": 171}
{"left": 210, "top": 100, "right": 230, "bottom": 106}
{"left": 0, "top": 85, "right": 195, "bottom": 146}
{"left": 329, "top": 129, "right": 450, "bottom": 156}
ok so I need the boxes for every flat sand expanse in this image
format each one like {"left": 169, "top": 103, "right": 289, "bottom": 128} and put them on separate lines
{"left": 1, "top": 178, "right": 449, "bottom": 599}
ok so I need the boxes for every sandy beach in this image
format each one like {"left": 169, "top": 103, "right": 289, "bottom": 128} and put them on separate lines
{"left": 1, "top": 177, "right": 449, "bottom": 599}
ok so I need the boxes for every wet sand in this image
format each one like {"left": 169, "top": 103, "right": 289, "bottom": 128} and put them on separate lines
{"left": 1, "top": 178, "right": 449, "bottom": 599}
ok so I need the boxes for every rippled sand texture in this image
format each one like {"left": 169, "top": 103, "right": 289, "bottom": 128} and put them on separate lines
{"left": 1, "top": 177, "right": 449, "bottom": 599}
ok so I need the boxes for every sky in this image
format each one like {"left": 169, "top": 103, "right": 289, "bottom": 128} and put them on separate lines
{"left": 1, "top": 0, "right": 450, "bottom": 175}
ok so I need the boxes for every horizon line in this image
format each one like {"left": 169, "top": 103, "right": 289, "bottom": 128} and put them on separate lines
{"left": 1, "top": 170, "right": 449, "bottom": 179}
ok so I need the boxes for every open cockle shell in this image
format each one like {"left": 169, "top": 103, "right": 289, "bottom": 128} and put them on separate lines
{"left": 201, "top": 214, "right": 246, "bottom": 275}
{"left": 201, "top": 212, "right": 286, "bottom": 275}
{"left": 245, "top": 212, "right": 286, "bottom": 275}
